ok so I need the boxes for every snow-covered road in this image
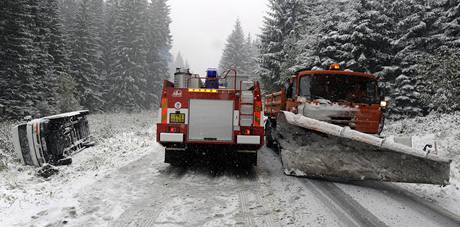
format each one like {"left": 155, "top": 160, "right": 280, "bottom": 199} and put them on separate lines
{"left": 93, "top": 149, "right": 460, "bottom": 226}
{"left": 33, "top": 145, "right": 460, "bottom": 226}
{"left": 2, "top": 112, "right": 460, "bottom": 227}
{"left": 29, "top": 147, "right": 460, "bottom": 227}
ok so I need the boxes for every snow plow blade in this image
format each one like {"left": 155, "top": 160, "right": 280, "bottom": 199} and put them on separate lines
{"left": 275, "top": 111, "right": 451, "bottom": 185}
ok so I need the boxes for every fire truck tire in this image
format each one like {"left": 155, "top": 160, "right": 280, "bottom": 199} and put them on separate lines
{"left": 164, "top": 148, "right": 189, "bottom": 166}
{"left": 237, "top": 152, "right": 257, "bottom": 166}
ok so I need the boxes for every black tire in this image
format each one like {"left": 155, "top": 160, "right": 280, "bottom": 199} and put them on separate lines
{"left": 265, "top": 120, "right": 274, "bottom": 148}
{"left": 164, "top": 148, "right": 188, "bottom": 166}
{"left": 378, "top": 115, "right": 385, "bottom": 135}
{"left": 237, "top": 151, "right": 257, "bottom": 167}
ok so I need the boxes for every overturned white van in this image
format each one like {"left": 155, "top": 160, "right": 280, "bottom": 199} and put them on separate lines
{"left": 12, "top": 110, "right": 92, "bottom": 167}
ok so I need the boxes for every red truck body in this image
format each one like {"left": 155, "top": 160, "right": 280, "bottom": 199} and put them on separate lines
{"left": 156, "top": 69, "right": 264, "bottom": 165}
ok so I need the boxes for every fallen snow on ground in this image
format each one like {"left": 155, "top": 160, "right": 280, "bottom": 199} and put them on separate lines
{"left": 0, "top": 112, "right": 159, "bottom": 226}
{"left": 383, "top": 112, "right": 460, "bottom": 215}
{"left": 1, "top": 111, "right": 460, "bottom": 226}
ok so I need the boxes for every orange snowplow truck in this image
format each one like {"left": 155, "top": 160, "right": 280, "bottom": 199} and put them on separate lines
{"left": 265, "top": 65, "right": 387, "bottom": 136}
{"left": 157, "top": 68, "right": 264, "bottom": 166}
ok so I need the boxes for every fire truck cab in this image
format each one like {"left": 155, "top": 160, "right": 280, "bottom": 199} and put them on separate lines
{"left": 156, "top": 68, "right": 264, "bottom": 166}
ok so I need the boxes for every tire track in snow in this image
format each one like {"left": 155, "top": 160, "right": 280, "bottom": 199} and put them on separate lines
{"left": 112, "top": 161, "right": 190, "bottom": 227}
{"left": 254, "top": 191, "right": 278, "bottom": 227}
{"left": 236, "top": 166, "right": 279, "bottom": 227}
{"left": 264, "top": 145, "right": 385, "bottom": 226}
{"left": 238, "top": 191, "right": 256, "bottom": 227}
{"left": 301, "top": 179, "right": 387, "bottom": 227}
{"left": 355, "top": 181, "right": 460, "bottom": 226}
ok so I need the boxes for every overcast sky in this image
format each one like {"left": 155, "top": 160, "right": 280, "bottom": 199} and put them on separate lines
{"left": 168, "top": 0, "right": 269, "bottom": 74}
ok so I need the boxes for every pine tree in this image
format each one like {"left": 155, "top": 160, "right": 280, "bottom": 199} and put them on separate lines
{"left": 59, "top": 0, "right": 79, "bottom": 34}
{"left": 144, "top": 0, "right": 172, "bottom": 108}
{"left": 417, "top": 48, "right": 460, "bottom": 113}
{"left": 258, "top": 0, "right": 286, "bottom": 92}
{"left": 219, "top": 19, "right": 248, "bottom": 74}
{"left": 315, "top": 23, "right": 356, "bottom": 70}
{"left": 174, "top": 52, "right": 185, "bottom": 69}
{"left": 393, "top": 74, "right": 422, "bottom": 118}
{"left": 69, "top": 0, "right": 104, "bottom": 112}
{"left": 90, "top": 0, "right": 106, "bottom": 78}
{"left": 391, "top": 1, "right": 442, "bottom": 116}
{"left": 0, "top": 2, "right": 7, "bottom": 112}
{"left": 100, "top": 0, "right": 117, "bottom": 107}
{"left": 279, "top": 0, "right": 309, "bottom": 79}
{"left": 440, "top": 0, "right": 460, "bottom": 47}
{"left": 349, "top": 0, "right": 394, "bottom": 73}
{"left": 56, "top": 73, "right": 81, "bottom": 112}
{"left": 30, "top": 0, "right": 63, "bottom": 115}
{"left": 294, "top": 0, "right": 359, "bottom": 73}
{"left": 244, "top": 34, "right": 260, "bottom": 81}
{"left": 46, "top": 0, "right": 78, "bottom": 112}
{"left": 150, "top": 0, "right": 172, "bottom": 80}
{"left": 108, "top": 0, "right": 149, "bottom": 111}
{"left": 258, "top": 0, "right": 309, "bottom": 91}
{"left": 0, "top": 0, "right": 38, "bottom": 118}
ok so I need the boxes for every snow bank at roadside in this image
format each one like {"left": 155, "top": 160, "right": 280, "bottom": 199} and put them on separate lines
{"left": 0, "top": 120, "right": 18, "bottom": 171}
{"left": 383, "top": 112, "right": 460, "bottom": 215}
{"left": 0, "top": 112, "right": 160, "bottom": 226}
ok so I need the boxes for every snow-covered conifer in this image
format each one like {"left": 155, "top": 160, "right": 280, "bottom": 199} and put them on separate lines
{"left": 219, "top": 19, "right": 248, "bottom": 74}
{"left": 69, "top": 0, "right": 104, "bottom": 112}
{"left": 144, "top": 0, "right": 172, "bottom": 108}
{"left": 0, "top": 0, "right": 38, "bottom": 118}
{"left": 107, "top": 0, "right": 148, "bottom": 111}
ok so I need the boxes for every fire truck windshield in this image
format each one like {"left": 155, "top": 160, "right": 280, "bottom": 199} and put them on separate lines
{"left": 299, "top": 74, "right": 380, "bottom": 104}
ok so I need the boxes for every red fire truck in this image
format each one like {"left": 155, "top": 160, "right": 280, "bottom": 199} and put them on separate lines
{"left": 156, "top": 68, "right": 264, "bottom": 166}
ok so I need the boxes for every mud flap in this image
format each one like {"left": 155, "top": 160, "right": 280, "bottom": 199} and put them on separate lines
{"left": 276, "top": 112, "right": 451, "bottom": 185}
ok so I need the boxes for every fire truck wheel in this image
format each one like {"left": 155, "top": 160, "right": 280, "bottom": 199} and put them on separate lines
{"left": 164, "top": 148, "right": 189, "bottom": 166}
{"left": 237, "top": 152, "right": 257, "bottom": 166}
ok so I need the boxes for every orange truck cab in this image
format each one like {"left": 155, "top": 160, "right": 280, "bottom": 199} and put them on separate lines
{"left": 265, "top": 66, "right": 387, "bottom": 134}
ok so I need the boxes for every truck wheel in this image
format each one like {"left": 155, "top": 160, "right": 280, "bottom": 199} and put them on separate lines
{"left": 237, "top": 151, "right": 257, "bottom": 167}
{"left": 265, "top": 120, "right": 274, "bottom": 148}
{"left": 165, "top": 148, "right": 188, "bottom": 166}
{"left": 378, "top": 115, "right": 385, "bottom": 135}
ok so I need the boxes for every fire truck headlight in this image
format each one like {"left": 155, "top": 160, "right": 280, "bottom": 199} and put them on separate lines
{"left": 380, "top": 101, "right": 387, "bottom": 108}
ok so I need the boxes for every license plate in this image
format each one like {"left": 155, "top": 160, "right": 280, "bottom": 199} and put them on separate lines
{"left": 169, "top": 113, "right": 185, "bottom": 123}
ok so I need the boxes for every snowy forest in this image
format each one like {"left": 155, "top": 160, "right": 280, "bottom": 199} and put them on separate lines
{"left": 219, "top": 20, "right": 259, "bottom": 81}
{"left": 0, "top": 0, "right": 171, "bottom": 119}
{"left": 258, "top": 0, "right": 460, "bottom": 118}
{"left": 1, "top": 0, "right": 459, "bottom": 120}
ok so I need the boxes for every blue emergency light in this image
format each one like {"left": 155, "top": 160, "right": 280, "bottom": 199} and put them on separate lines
{"left": 207, "top": 68, "right": 218, "bottom": 77}
{"left": 205, "top": 68, "right": 219, "bottom": 89}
